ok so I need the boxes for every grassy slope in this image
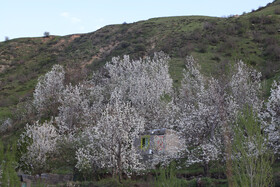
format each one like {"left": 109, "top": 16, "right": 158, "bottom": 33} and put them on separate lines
{"left": 0, "top": 1, "right": 280, "bottom": 130}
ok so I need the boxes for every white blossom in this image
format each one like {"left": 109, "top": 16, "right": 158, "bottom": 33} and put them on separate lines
{"left": 104, "top": 52, "right": 174, "bottom": 129}
{"left": 56, "top": 83, "right": 103, "bottom": 134}
{"left": 33, "top": 64, "right": 65, "bottom": 116}
{"left": 229, "top": 60, "right": 262, "bottom": 115}
{"left": 18, "top": 119, "right": 59, "bottom": 174}
{"left": 177, "top": 57, "right": 262, "bottom": 170}
{"left": 177, "top": 57, "right": 222, "bottom": 166}
{"left": 265, "top": 80, "right": 280, "bottom": 155}
{"left": 0, "top": 118, "right": 13, "bottom": 133}
{"left": 76, "top": 99, "right": 145, "bottom": 178}
{"left": 187, "top": 139, "right": 221, "bottom": 165}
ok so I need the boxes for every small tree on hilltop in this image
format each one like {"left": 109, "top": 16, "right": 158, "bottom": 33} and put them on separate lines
{"left": 44, "top": 32, "right": 50, "bottom": 38}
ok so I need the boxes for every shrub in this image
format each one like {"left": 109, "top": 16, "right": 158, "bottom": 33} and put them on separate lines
{"left": 0, "top": 118, "right": 13, "bottom": 134}
{"left": 264, "top": 44, "right": 280, "bottom": 60}
{"left": 211, "top": 55, "right": 221, "bottom": 62}
{"left": 203, "top": 22, "right": 215, "bottom": 30}
{"left": 261, "top": 60, "right": 280, "bottom": 79}
{"left": 154, "top": 161, "right": 187, "bottom": 187}
{"left": 252, "top": 31, "right": 263, "bottom": 42}
{"left": 274, "top": 7, "right": 280, "bottom": 15}
{"left": 178, "top": 44, "right": 193, "bottom": 57}
{"left": 265, "top": 25, "right": 277, "bottom": 35}
{"left": 264, "top": 37, "right": 278, "bottom": 46}
{"left": 249, "top": 16, "right": 261, "bottom": 24}
{"left": 190, "top": 29, "right": 203, "bottom": 40}
{"left": 218, "top": 37, "right": 236, "bottom": 53}
{"left": 44, "top": 32, "right": 50, "bottom": 38}
{"left": 120, "top": 41, "right": 130, "bottom": 49}
{"left": 197, "top": 43, "right": 207, "bottom": 53}
{"left": 133, "top": 44, "right": 146, "bottom": 52}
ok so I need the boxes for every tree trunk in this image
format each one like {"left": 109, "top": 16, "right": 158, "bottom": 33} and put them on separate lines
{"left": 117, "top": 143, "right": 122, "bottom": 183}
{"left": 112, "top": 168, "right": 115, "bottom": 179}
{"left": 218, "top": 90, "right": 233, "bottom": 187}
{"left": 203, "top": 161, "right": 209, "bottom": 177}
{"left": 224, "top": 122, "right": 233, "bottom": 187}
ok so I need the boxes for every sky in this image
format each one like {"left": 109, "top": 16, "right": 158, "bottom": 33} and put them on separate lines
{"left": 0, "top": 0, "right": 274, "bottom": 42}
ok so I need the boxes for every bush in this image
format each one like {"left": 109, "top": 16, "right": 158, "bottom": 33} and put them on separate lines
{"left": 211, "top": 55, "right": 221, "bottom": 62}
{"left": 154, "top": 161, "right": 187, "bottom": 187}
{"left": 197, "top": 43, "right": 207, "bottom": 53}
{"left": 265, "top": 25, "right": 277, "bottom": 35}
{"left": 249, "top": 15, "right": 273, "bottom": 25}
{"left": 206, "top": 34, "right": 219, "bottom": 45}
{"left": 264, "top": 44, "right": 280, "bottom": 60}
{"left": 274, "top": 7, "right": 280, "bottom": 15}
{"left": 119, "top": 41, "right": 130, "bottom": 49}
{"left": 262, "top": 60, "right": 280, "bottom": 79}
{"left": 190, "top": 29, "right": 203, "bottom": 40}
{"left": 44, "top": 32, "right": 50, "bottom": 38}
{"left": 203, "top": 22, "right": 215, "bottom": 31}
{"left": 252, "top": 31, "right": 263, "bottom": 42}
{"left": 0, "top": 118, "right": 13, "bottom": 134}
{"left": 133, "top": 44, "right": 146, "bottom": 52}
{"left": 264, "top": 37, "right": 278, "bottom": 46}
{"left": 178, "top": 44, "right": 193, "bottom": 57}
{"left": 250, "top": 16, "right": 261, "bottom": 24}
{"left": 218, "top": 37, "right": 236, "bottom": 53}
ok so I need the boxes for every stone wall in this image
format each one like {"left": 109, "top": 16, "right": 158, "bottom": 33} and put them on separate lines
{"left": 20, "top": 173, "right": 73, "bottom": 185}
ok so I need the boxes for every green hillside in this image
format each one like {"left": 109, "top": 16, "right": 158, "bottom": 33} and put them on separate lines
{"left": 0, "top": 0, "right": 280, "bottom": 127}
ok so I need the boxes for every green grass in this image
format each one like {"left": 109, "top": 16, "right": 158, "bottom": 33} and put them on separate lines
{"left": 0, "top": 107, "right": 12, "bottom": 119}
{"left": 51, "top": 166, "right": 73, "bottom": 175}
{"left": 168, "top": 57, "right": 185, "bottom": 87}
{"left": 56, "top": 178, "right": 150, "bottom": 187}
{"left": 272, "top": 160, "right": 280, "bottom": 186}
